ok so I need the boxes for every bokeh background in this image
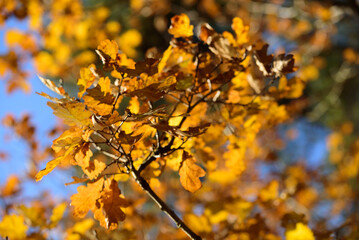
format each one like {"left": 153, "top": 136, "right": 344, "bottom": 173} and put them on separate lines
{"left": 1, "top": 0, "right": 359, "bottom": 239}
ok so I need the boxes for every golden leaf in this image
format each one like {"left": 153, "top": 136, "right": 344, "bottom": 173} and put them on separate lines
{"left": 94, "top": 179, "right": 129, "bottom": 230}
{"left": 66, "top": 219, "right": 94, "bottom": 240}
{"left": 47, "top": 101, "right": 93, "bottom": 127}
{"left": 0, "top": 214, "right": 28, "bottom": 239}
{"left": 77, "top": 64, "right": 97, "bottom": 98}
{"left": 1, "top": 175, "right": 20, "bottom": 197}
{"left": 179, "top": 151, "right": 206, "bottom": 193}
{"left": 97, "top": 39, "right": 119, "bottom": 60}
{"left": 70, "top": 178, "right": 104, "bottom": 218}
{"left": 231, "top": 17, "right": 249, "bottom": 45}
{"left": 74, "top": 143, "right": 93, "bottom": 169}
{"left": 35, "top": 155, "right": 63, "bottom": 182}
{"left": 285, "top": 223, "right": 315, "bottom": 240}
{"left": 168, "top": 13, "right": 193, "bottom": 38}
{"left": 49, "top": 202, "right": 67, "bottom": 228}
{"left": 259, "top": 180, "right": 279, "bottom": 202}
{"left": 83, "top": 159, "right": 106, "bottom": 180}
{"left": 83, "top": 76, "right": 115, "bottom": 116}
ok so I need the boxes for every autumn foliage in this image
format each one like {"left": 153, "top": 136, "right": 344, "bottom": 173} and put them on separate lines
{"left": 1, "top": 1, "right": 359, "bottom": 240}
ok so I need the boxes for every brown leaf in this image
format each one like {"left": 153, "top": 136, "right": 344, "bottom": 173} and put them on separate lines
{"left": 94, "top": 179, "right": 129, "bottom": 230}
{"left": 253, "top": 44, "right": 273, "bottom": 76}
{"left": 272, "top": 54, "right": 296, "bottom": 77}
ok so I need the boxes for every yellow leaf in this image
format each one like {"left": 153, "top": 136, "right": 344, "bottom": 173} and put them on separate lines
{"left": 158, "top": 45, "right": 173, "bottom": 73}
{"left": 128, "top": 96, "right": 140, "bottom": 114}
{"left": 35, "top": 155, "right": 62, "bottom": 181}
{"left": 94, "top": 179, "right": 129, "bottom": 230}
{"left": 231, "top": 17, "right": 249, "bottom": 45}
{"left": 97, "top": 39, "right": 118, "bottom": 60}
{"left": 66, "top": 219, "right": 94, "bottom": 240}
{"left": 77, "top": 64, "right": 97, "bottom": 98}
{"left": 168, "top": 13, "right": 193, "bottom": 38}
{"left": 47, "top": 101, "right": 93, "bottom": 127}
{"left": 83, "top": 76, "right": 115, "bottom": 116}
{"left": 0, "top": 214, "right": 28, "bottom": 239}
{"left": 118, "top": 29, "right": 142, "bottom": 58}
{"left": 286, "top": 223, "right": 315, "bottom": 240}
{"left": 183, "top": 213, "right": 211, "bottom": 233}
{"left": 259, "top": 180, "right": 279, "bottom": 202}
{"left": 52, "top": 126, "right": 83, "bottom": 153}
{"left": 179, "top": 151, "right": 206, "bottom": 193}
{"left": 49, "top": 202, "right": 67, "bottom": 228}
{"left": 70, "top": 178, "right": 104, "bottom": 218}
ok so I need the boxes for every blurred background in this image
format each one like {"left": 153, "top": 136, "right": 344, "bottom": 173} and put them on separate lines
{"left": 1, "top": 0, "right": 359, "bottom": 239}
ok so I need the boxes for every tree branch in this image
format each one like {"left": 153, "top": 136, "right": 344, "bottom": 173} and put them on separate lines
{"left": 130, "top": 165, "right": 202, "bottom": 240}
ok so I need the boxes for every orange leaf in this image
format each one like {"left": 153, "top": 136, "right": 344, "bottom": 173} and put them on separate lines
{"left": 1, "top": 175, "right": 20, "bottom": 197}
{"left": 74, "top": 143, "right": 93, "bottom": 169}
{"left": 168, "top": 13, "right": 193, "bottom": 38}
{"left": 70, "top": 178, "right": 104, "bottom": 218}
{"left": 179, "top": 151, "right": 206, "bottom": 193}
{"left": 83, "top": 159, "right": 106, "bottom": 180}
{"left": 94, "top": 179, "right": 129, "bottom": 230}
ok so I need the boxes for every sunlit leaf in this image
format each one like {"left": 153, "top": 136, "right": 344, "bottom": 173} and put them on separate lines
{"left": 94, "top": 179, "right": 129, "bottom": 230}
{"left": 179, "top": 151, "right": 206, "bottom": 192}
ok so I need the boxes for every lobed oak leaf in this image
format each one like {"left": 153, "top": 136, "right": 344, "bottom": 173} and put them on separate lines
{"left": 272, "top": 54, "right": 296, "bottom": 78}
{"left": 168, "top": 13, "right": 193, "bottom": 38}
{"left": 83, "top": 76, "right": 115, "bottom": 116}
{"left": 97, "top": 39, "right": 119, "bottom": 61}
{"left": 83, "top": 159, "right": 107, "bottom": 180}
{"left": 70, "top": 178, "right": 104, "bottom": 218}
{"left": 253, "top": 44, "right": 273, "bottom": 77}
{"left": 200, "top": 23, "right": 239, "bottom": 60}
{"left": 179, "top": 151, "right": 206, "bottom": 193}
{"left": 94, "top": 179, "right": 129, "bottom": 230}
{"left": 52, "top": 126, "right": 83, "bottom": 153}
{"left": 77, "top": 64, "right": 97, "bottom": 98}
{"left": 47, "top": 101, "right": 93, "bottom": 127}
{"left": 74, "top": 143, "right": 93, "bottom": 169}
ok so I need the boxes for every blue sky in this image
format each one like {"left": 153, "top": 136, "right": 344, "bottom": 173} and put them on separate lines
{"left": 0, "top": 18, "right": 77, "bottom": 200}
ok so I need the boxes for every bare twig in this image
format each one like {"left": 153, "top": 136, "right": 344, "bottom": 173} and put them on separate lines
{"left": 129, "top": 163, "right": 202, "bottom": 240}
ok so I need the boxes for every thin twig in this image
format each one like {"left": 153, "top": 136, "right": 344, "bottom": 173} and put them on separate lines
{"left": 129, "top": 164, "right": 202, "bottom": 240}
